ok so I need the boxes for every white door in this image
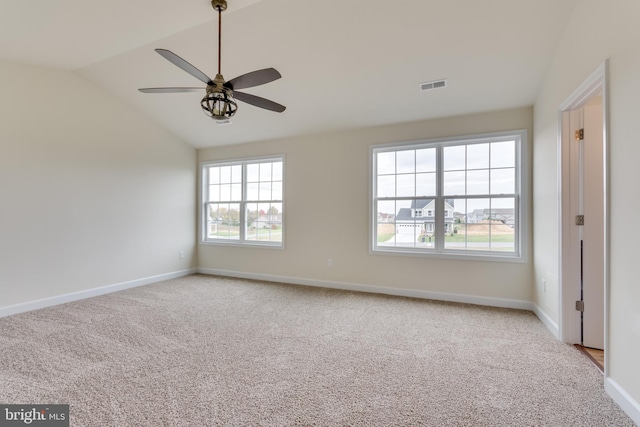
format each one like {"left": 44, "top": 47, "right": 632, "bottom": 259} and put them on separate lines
{"left": 581, "top": 99, "right": 605, "bottom": 350}
{"left": 559, "top": 63, "right": 607, "bottom": 351}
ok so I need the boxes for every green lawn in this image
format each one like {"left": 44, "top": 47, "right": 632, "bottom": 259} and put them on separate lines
{"left": 209, "top": 231, "right": 240, "bottom": 238}
{"left": 378, "top": 233, "right": 514, "bottom": 244}
{"left": 377, "top": 233, "right": 395, "bottom": 243}
{"left": 445, "top": 234, "right": 514, "bottom": 243}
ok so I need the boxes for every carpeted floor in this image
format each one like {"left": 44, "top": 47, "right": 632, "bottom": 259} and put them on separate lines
{"left": 0, "top": 274, "right": 634, "bottom": 426}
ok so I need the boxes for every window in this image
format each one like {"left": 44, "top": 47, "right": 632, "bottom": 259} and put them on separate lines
{"left": 372, "top": 130, "right": 526, "bottom": 261}
{"left": 202, "top": 156, "right": 284, "bottom": 247}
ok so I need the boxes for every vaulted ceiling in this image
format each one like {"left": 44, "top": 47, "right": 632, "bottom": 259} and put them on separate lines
{"left": 0, "top": 0, "right": 578, "bottom": 148}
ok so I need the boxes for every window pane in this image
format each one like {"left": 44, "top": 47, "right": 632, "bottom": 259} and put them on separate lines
{"left": 467, "top": 169, "right": 489, "bottom": 195}
{"left": 444, "top": 145, "right": 465, "bottom": 171}
{"left": 396, "top": 150, "right": 415, "bottom": 174}
{"left": 397, "top": 174, "right": 415, "bottom": 197}
{"left": 260, "top": 163, "right": 272, "bottom": 181}
{"left": 444, "top": 171, "right": 465, "bottom": 195}
{"left": 416, "top": 148, "right": 436, "bottom": 172}
{"left": 490, "top": 198, "right": 515, "bottom": 251}
{"left": 467, "top": 143, "right": 489, "bottom": 169}
{"left": 206, "top": 203, "right": 240, "bottom": 240}
{"left": 377, "top": 200, "right": 396, "bottom": 247}
{"left": 272, "top": 161, "right": 283, "bottom": 181}
{"left": 209, "top": 185, "right": 220, "bottom": 202}
{"left": 491, "top": 168, "right": 515, "bottom": 194}
{"left": 377, "top": 223, "right": 396, "bottom": 246}
{"left": 416, "top": 173, "right": 436, "bottom": 197}
{"left": 231, "top": 165, "right": 242, "bottom": 183}
{"left": 392, "top": 200, "right": 433, "bottom": 249}
{"left": 465, "top": 198, "right": 490, "bottom": 250}
{"left": 230, "top": 183, "right": 242, "bottom": 201}
{"left": 220, "top": 184, "right": 231, "bottom": 201}
{"left": 377, "top": 175, "right": 395, "bottom": 197}
{"left": 445, "top": 199, "right": 467, "bottom": 250}
{"left": 259, "top": 182, "right": 272, "bottom": 201}
{"left": 209, "top": 167, "right": 221, "bottom": 184}
{"left": 377, "top": 201, "right": 396, "bottom": 223}
{"left": 377, "top": 152, "right": 395, "bottom": 175}
{"left": 245, "top": 202, "right": 259, "bottom": 240}
{"left": 247, "top": 183, "right": 259, "bottom": 201}
{"left": 220, "top": 166, "right": 232, "bottom": 184}
{"left": 247, "top": 164, "right": 259, "bottom": 182}
{"left": 270, "top": 203, "right": 282, "bottom": 215}
{"left": 395, "top": 220, "right": 421, "bottom": 248}
{"left": 272, "top": 181, "right": 283, "bottom": 200}
{"left": 491, "top": 141, "right": 515, "bottom": 168}
{"left": 246, "top": 202, "right": 282, "bottom": 243}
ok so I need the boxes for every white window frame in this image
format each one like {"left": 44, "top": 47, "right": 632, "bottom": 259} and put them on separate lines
{"left": 201, "top": 155, "right": 284, "bottom": 248}
{"left": 370, "top": 130, "right": 528, "bottom": 262}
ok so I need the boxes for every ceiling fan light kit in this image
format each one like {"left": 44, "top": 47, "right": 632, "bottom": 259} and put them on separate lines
{"left": 201, "top": 73, "right": 237, "bottom": 120}
{"left": 201, "top": 85, "right": 237, "bottom": 120}
{"left": 138, "top": 0, "right": 285, "bottom": 121}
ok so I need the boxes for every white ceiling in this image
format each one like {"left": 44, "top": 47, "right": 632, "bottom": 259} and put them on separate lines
{"left": 1, "top": 0, "right": 578, "bottom": 148}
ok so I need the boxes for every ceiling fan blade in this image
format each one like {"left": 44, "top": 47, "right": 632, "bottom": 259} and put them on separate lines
{"left": 139, "top": 87, "right": 203, "bottom": 93}
{"left": 155, "top": 49, "right": 214, "bottom": 85}
{"left": 225, "top": 68, "right": 282, "bottom": 90}
{"left": 234, "top": 91, "right": 286, "bottom": 113}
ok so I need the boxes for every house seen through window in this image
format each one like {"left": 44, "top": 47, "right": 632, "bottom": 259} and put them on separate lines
{"left": 372, "top": 131, "right": 526, "bottom": 260}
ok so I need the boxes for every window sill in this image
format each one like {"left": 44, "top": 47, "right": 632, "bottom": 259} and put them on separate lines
{"left": 370, "top": 247, "right": 526, "bottom": 263}
{"left": 200, "top": 240, "right": 284, "bottom": 249}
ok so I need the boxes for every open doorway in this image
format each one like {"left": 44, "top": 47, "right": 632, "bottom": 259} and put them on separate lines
{"left": 558, "top": 62, "right": 609, "bottom": 373}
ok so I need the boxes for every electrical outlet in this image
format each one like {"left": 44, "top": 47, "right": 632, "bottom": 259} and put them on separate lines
{"left": 179, "top": 251, "right": 185, "bottom": 259}
{"left": 327, "top": 258, "right": 333, "bottom": 268}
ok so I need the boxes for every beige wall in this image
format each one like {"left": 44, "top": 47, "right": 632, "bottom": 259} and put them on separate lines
{"left": 199, "top": 107, "right": 533, "bottom": 303}
{"left": 533, "top": 0, "right": 640, "bottom": 413}
{"left": 0, "top": 61, "right": 197, "bottom": 309}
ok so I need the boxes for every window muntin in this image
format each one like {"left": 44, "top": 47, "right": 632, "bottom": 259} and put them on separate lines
{"left": 202, "top": 157, "right": 283, "bottom": 246}
{"left": 372, "top": 131, "right": 525, "bottom": 260}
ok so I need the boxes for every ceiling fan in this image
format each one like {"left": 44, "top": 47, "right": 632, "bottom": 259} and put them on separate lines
{"left": 139, "top": 0, "right": 285, "bottom": 121}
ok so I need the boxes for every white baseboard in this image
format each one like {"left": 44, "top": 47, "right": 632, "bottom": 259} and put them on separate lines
{"left": 532, "top": 304, "right": 559, "bottom": 338}
{"left": 605, "top": 377, "right": 640, "bottom": 425}
{"left": 0, "top": 269, "right": 198, "bottom": 318}
{"left": 197, "top": 268, "right": 533, "bottom": 311}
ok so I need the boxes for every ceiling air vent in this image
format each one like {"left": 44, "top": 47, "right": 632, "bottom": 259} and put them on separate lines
{"left": 216, "top": 119, "right": 232, "bottom": 125}
{"left": 420, "top": 79, "right": 447, "bottom": 92}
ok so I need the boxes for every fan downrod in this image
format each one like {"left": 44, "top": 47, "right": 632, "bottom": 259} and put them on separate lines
{"left": 211, "top": 0, "right": 227, "bottom": 11}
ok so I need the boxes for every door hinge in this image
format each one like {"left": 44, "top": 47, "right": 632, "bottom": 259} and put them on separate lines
{"left": 576, "top": 215, "right": 585, "bottom": 226}
{"left": 576, "top": 300, "right": 585, "bottom": 312}
{"left": 575, "top": 128, "right": 584, "bottom": 140}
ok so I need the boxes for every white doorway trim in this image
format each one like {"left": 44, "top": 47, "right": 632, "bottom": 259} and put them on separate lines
{"left": 557, "top": 60, "right": 609, "bottom": 373}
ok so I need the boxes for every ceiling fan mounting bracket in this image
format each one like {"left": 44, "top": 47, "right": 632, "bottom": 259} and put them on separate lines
{"left": 211, "top": 0, "right": 227, "bottom": 12}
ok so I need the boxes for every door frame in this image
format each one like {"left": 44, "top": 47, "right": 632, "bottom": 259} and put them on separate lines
{"left": 557, "top": 61, "right": 609, "bottom": 372}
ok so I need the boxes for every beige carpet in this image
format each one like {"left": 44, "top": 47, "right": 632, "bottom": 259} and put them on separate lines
{"left": 0, "top": 274, "right": 634, "bottom": 426}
